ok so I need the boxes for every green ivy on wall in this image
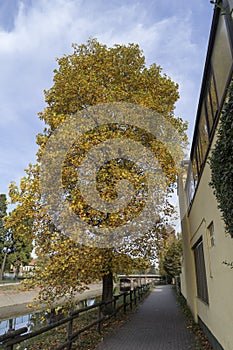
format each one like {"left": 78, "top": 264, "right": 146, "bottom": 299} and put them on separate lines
{"left": 209, "top": 81, "right": 233, "bottom": 238}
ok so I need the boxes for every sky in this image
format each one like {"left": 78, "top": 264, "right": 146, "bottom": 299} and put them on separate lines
{"left": 0, "top": 0, "right": 214, "bottom": 200}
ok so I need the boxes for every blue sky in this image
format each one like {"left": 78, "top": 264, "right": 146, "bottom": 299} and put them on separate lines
{"left": 0, "top": 0, "right": 214, "bottom": 197}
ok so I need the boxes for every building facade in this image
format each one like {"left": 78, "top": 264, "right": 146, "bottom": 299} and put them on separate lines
{"left": 178, "top": 1, "right": 233, "bottom": 349}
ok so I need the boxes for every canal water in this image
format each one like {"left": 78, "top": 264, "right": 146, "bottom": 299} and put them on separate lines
{"left": 0, "top": 297, "right": 97, "bottom": 336}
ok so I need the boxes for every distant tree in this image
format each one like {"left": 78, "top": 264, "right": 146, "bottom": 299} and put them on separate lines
{"left": 6, "top": 209, "right": 33, "bottom": 279}
{"left": 7, "top": 240, "right": 33, "bottom": 280}
{"left": 162, "top": 238, "right": 182, "bottom": 282}
{"left": 0, "top": 194, "right": 9, "bottom": 280}
{"left": 155, "top": 225, "right": 176, "bottom": 276}
{"left": 0, "top": 196, "right": 33, "bottom": 280}
{"left": 0, "top": 194, "right": 7, "bottom": 255}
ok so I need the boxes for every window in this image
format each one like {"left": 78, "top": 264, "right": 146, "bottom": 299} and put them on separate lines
{"left": 192, "top": 154, "right": 199, "bottom": 187}
{"left": 198, "top": 109, "right": 209, "bottom": 162}
{"left": 208, "top": 221, "right": 215, "bottom": 247}
{"left": 194, "top": 239, "right": 209, "bottom": 304}
{"left": 211, "top": 14, "right": 232, "bottom": 105}
{"left": 205, "top": 71, "right": 219, "bottom": 137}
{"left": 209, "top": 73, "right": 219, "bottom": 121}
{"left": 229, "top": 0, "right": 233, "bottom": 10}
{"left": 184, "top": 6, "right": 233, "bottom": 208}
{"left": 185, "top": 163, "right": 195, "bottom": 205}
{"left": 196, "top": 138, "right": 202, "bottom": 172}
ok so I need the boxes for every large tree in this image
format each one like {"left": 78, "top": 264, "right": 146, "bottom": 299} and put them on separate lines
{"left": 6, "top": 39, "right": 187, "bottom": 307}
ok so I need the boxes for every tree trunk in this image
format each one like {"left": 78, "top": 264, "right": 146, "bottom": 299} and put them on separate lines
{"left": 102, "top": 271, "right": 114, "bottom": 315}
{"left": 0, "top": 252, "right": 7, "bottom": 281}
{"left": 15, "top": 265, "right": 20, "bottom": 280}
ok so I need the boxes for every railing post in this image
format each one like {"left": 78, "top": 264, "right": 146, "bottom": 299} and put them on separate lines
{"left": 130, "top": 290, "right": 133, "bottom": 310}
{"left": 114, "top": 295, "right": 117, "bottom": 317}
{"left": 98, "top": 303, "right": 102, "bottom": 334}
{"left": 67, "top": 315, "right": 74, "bottom": 350}
{"left": 6, "top": 319, "right": 14, "bottom": 350}
{"left": 123, "top": 293, "right": 127, "bottom": 314}
{"left": 143, "top": 284, "right": 146, "bottom": 295}
{"left": 138, "top": 286, "right": 141, "bottom": 300}
{"left": 134, "top": 288, "right": 137, "bottom": 306}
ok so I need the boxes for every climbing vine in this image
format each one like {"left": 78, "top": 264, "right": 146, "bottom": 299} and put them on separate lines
{"left": 209, "top": 81, "right": 233, "bottom": 237}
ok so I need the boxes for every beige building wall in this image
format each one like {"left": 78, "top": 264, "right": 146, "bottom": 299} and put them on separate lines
{"left": 178, "top": 1, "right": 233, "bottom": 348}
{"left": 179, "top": 135, "right": 233, "bottom": 350}
{"left": 189, "top": 147, "right": 233, "bottom": 350}
{"left": 178, "top": 172, "right": 197, "bottom": 321}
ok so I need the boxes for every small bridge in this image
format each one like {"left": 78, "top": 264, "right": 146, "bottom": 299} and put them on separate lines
{"left": 117, "top": 274, "right": 162, "bottom": 291}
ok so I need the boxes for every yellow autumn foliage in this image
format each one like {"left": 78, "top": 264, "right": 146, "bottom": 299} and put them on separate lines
{"left": 5, "top": 39, "right": 187, "bottom": 306}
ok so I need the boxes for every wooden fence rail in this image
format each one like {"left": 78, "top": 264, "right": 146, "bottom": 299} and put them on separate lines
{"left": 0, "top": 283, "right": 151, "bottom": 350}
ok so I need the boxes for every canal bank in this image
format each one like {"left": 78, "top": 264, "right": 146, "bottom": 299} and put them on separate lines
{"left": 0, "top": 282, "right": 102, "bottom": 320}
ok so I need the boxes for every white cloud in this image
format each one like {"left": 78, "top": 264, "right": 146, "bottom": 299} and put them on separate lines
{"left": 97, "top": 10, "right": 203, "bottom": 138}
{"left": 0, "top": 0, "right": 213, "bottom": 194}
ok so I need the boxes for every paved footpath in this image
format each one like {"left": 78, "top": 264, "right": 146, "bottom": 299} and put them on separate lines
{"left": 97, "top": 285, "right": 196, "bottom": 350}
